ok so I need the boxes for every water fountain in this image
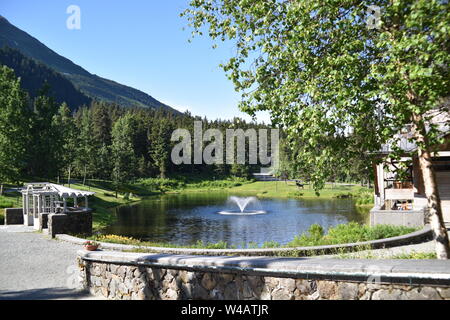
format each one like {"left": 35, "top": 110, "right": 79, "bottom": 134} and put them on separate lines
{"left": 217, "top": 196, "right": 267, "bottom": 215}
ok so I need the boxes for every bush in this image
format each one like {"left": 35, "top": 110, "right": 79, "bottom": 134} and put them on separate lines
{"left": 287, "top": 222, "right": 417, "bottom": 247}
{"left": 0, "top": 196, "right": 15, "bottom": 208}
{"left": 191, "top": 240, "right": 232, "bottom": 249}
{"left": 262, "top": 240, "right": 281, "bottom": 248}
{"left": 187, "top": 177, "right": 249, "bottom": 189}
{"left": 364, "top": 224, "right": 417, "bottom": 240}
{"left": 137, "top": 178, "right": 185, "bottom": 192}
{"left": 355, "top": 190, "right": 374, "bottom": 205}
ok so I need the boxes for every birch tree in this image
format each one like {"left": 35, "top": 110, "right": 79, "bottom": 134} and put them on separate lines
{"left": 183, "top": 0, "right": 450, "bottom": 258}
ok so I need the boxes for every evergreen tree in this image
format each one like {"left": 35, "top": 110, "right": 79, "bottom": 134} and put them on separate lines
{"left": 111, "top": 114, "right": 137, "bottom": 195}
{"left": 0, "top": 66, "right": 31, "bottom": 185}
{"left": 52, "top": 103, "right": 77, "bottom": 185}
{"left": 28, "top": 85, "right": 60, "bottom": 178}
{"left": 149, "top": 118, "right": 173, "bottom": 179}
{"left": 74, "top": 107, "right": 96, "bottom": 185}
{"left": 90, "top": 102, "right": 112, "bottom": 179}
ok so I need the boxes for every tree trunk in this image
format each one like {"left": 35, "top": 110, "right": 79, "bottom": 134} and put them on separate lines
{"left": 67, "top": 165, "right": 71, "bottom": 187}
{"left": 83, "top": 165, "right": 87, "bottom": 186}
{"left": 413, "top": 114, "right": 450, "bottom": 259}
{"left": 160, "top": 165, "right": 166, "bottom": 179}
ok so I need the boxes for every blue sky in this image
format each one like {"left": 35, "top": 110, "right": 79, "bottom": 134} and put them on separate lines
{"left": 0, "top": 0, "right": 270, "bottom": 123}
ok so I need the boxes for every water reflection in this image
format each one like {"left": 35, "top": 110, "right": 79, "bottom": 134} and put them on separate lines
{"left": 102, "top": 192, "right": 369, "bottom": 247}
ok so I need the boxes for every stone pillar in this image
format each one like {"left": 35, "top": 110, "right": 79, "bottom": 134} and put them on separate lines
{"left": 48, "top": 214, "right": 68, "bottom": 238}
{"left": 5, "top": 208, "right": 24, "bottom": 225}
{"left": 39, "top": 212, "right": 49, "bottom": 231}
{"left": 63, "top": 197, "right": 67, "bottom": 213}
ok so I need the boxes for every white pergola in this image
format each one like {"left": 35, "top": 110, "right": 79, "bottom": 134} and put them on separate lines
{"left": 21, "top": 183, "right": 95, "bottom": 228}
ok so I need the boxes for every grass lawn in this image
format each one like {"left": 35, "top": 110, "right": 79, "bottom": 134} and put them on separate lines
{"left": 66, "top": 181, "right": 151, "bottom": 231}
{"left": 218, "top": 180, "right": 373, "bottom": 200}
{"left": 0, "top": 187, "right": 23, "bottom": 224}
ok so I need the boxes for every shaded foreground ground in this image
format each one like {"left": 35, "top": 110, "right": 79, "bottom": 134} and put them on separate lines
{"left": 0, "top": 226, "right": 95, "bottom": 300}
{"left": 0, "top": 225, "right": 439, "bottom": 300}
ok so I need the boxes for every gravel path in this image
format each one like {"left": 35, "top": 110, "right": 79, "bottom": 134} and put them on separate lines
{"left": 0, "top": 226, "right": 95, "bottom": 300}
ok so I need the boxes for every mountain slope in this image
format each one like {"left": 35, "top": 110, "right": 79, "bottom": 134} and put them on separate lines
{"left": 0, "top": 16, "right": 179, "bottom": 113}
{"left": 0, "top": 47, "right": 92, "bottom": 110}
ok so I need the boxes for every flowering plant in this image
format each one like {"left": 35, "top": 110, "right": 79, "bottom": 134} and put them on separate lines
{"left": 84, "top": 240, "right": 100, "bottom": 247}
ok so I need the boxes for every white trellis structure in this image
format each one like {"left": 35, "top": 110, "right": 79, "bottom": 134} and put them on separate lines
{"left": 21, "top": 183, "right": 95, "bottom": 229}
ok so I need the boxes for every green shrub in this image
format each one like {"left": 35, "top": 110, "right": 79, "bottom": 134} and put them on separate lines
{"left": 287, "top": 222, "right": 417, "bottom": 247}
{"left": 364, "top": 224, "right": 416, "bottom": 240}
{"left": 262, "top": 240, "right": 281, "bottom": 248}
{"left": 188, "top": 177, "right": 248, "bottom": 189}
{"left": 355, "top": 190, "right": 374, "bottom": 205}
{"left": 137, "top": 178, "right": 185, "bottom": 192}
{"left": 334, "top": 192, "right": 353, "bottom": 199}
{"left": 0, "top": 197, "right": 15, "bottom": 208}
{"left": 247, "top": 241, "right": 259, "bottom": 249}
{"left": 191, "top": 240, "right": 231, "bottom": 249}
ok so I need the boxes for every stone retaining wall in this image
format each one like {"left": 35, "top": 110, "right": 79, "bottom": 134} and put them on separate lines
{"left": 48, "top": 209, "right": 93, "bottom": 238}
{"left": 78, "top": 251, "right": 450, "bottom": 300}
{"left": 4, "top": 208, "right": 23, "bottom": 225}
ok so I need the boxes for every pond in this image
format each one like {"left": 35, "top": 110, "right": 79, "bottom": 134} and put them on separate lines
{"left": 102, "top": 192, "right": 369, "bottom": 247}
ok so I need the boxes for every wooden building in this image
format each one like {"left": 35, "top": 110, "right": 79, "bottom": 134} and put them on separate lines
{"left": 371, "top": 132, "right": 450, "bottom": 227}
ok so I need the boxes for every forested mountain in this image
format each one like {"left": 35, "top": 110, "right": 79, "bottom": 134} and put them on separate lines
{"left": 0, "top": 15, "right": 179, "bottom": 113}
{"left": 0, "top": 47, "right": 91, "bottom": 110}
{"left": 0, "top": 63, "right": 272, "bottom": 184}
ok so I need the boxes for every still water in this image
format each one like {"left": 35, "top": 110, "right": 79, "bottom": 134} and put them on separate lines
{"left": 102, "top": 192, "right": 369, "bottom": 247}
